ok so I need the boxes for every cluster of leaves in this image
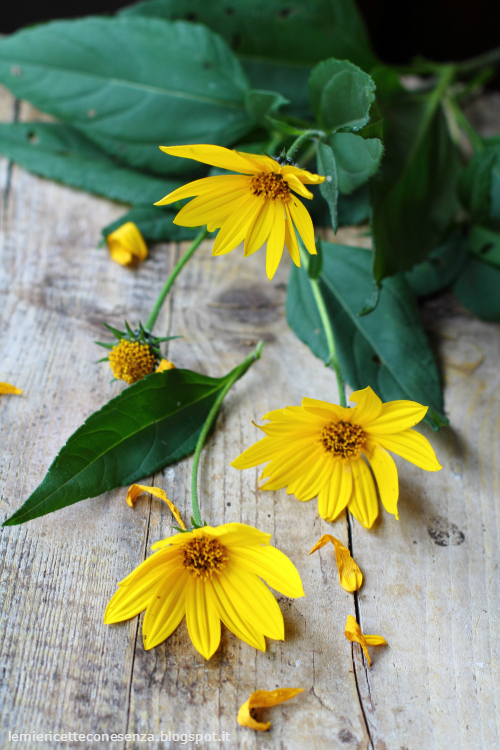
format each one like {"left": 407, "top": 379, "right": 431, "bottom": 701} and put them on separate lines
{"left": 1, "top": 0, "right": 499, "bottom": 524}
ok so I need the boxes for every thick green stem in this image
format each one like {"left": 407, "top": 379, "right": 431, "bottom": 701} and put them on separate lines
{"left": 145, "top": 228, "right": 208, "bottom": 332}
{"left": 190, "top": 341, "right": 264, "bottom": 526}
{"left": 287, "top": 129, "right": 325, "bottom": 162}
{"left": 299, "top": 244, "right": 346, "bottom": 407}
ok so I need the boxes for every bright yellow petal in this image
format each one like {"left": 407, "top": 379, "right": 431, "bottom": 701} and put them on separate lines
{"left": 365, "top": 634, "right": 388, "bottom": 645}
{"left": 228, "top": 545, "right": 304, "bottom": 599}
{"left": 309, "top": 535, "right": 362, "bottom": 592}
{"left": 219, "top": 566, "right": 284, "bottom": 640}
{"left": 375, "top": 428, "right": 442, "bottom": 471}
{"left": 106, "top": 221, "right": 147, "bottom": 266}
{"left": 174, "top": 186, "right": 249, "bottom": 227}
{"left": 185, "top": 577, "right": 221, "bottom": 659}
{"left": 244, "top": 199, "right": 274, "bottom": 257}
{"left": 0, "top": 382, "right": 22, "bottom": 395}
{"left": 156, "top": 358, "right": 176, "bottom": 373}
{"left": 210, "top": 576, "right": 266, "bottom": 651}
{"left": 301, "top": 397, "right": 352, "bottom": 422}
{"left": 265, "top": 201, "right": 286, "bottom": 279}
{"left": 364, "top": 400, "right": 429, "bottom": 434}
{"left": 212, "top": 196, "right": 262, "bottom": 256}
{"left": 286, "top": 451, "right": 334, "bottom": 501}
{"left": 284, "top": 173, "right": 314, "bottom": 199}
{"left": 349, "top": 386, "right": 382, "bottom": 424}
{"left": 154, "top": 174, "right": 249, "bottom": 206}
{"left": 281, "top": 164, "right": 325, "bottom": 184}
{"left": 345, "top": 615, "right": 387, "bottom": 666}
{"left": 366, "top": 443, "right": 399, "bottom": 519}
{"left": 284, "top": 203, "right": 300, "bottom": 266}
{"left": 159, "top": 144, "right": 263, "bottom": 174}
{"left": 206, "top": 523, "right": 272, "bottom": 548}
{"left": 125, "top": 484, "right": 186, "bottom": 529}
{"left": 237, "top": 689, "right": 304, "bottom": 731}
{"left": 288, "top": 196, "right": 317, "bottom": 256}
{"left": 117, "top": 546, "right": 180, "bottom": 586}
{"left": 141, "top": 567, "right": 189, "bottom": 650}
{"left": 231, "top": 435, "right": 288, "bottom": 469}
{"left": 317, "top": 460, "right": 353, "bottom": 522}
{"left": 259, "top": 442, "right": 327, "bottom": 492}
{"left": 104, "top": 559, "right": 181, "bottom": 623}
{"left": 347, "top": 458, "right": 379, "bottom": 529}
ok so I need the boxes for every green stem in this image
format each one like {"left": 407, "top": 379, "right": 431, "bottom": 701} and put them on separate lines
{"left": 299, "top": 243, "right": 346, "bottom": 407}
{"left": 145, "top": 228, "right": 208, "bottom": 331}
{"left": 287, "top": 129, "right": 325, "bottom": 162}
{"left": 455, "top": 46, "right": 500, "bottom": 74}
{"left": 190, "top": 341, "right": 265, "bottom": 526}
{"left": 447, "top": 97, "right": 485, "bottom": 153}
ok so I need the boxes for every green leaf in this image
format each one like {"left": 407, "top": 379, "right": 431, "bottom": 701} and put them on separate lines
{"left": 370, "top": 69, "right": 461, "bottom": 281}
{"left": 337, "top": 184, "right": 371, "bottom": 225}
{"left": 458, "top": 147, "right": 498, "bottom": 223}
{"left": 328, "top": 132, "right": 383, "bottom": 194}
{"left": 102, "top": 206, "right": 200, "bottom": 242}
{"left": 0, "top": 122, "right": 179, "bottom": 205}
{"left": 3, "top": 367, "right": 241, "bottom": 525}
{"left": 452, "top": 254, "right": 500, "bottom": 321}
{"left": 467, "top": 224, "right": 500, "bottom": 267}
{"left": 309, "top": 59, "right": 375, "bottom": 133}
{"left": 245, "top": 89, "right": 289, "bottom": 126}
{"left": 405, "top": 231, "right": 468, "bottom": 297}
{"left": 286, "top": 241, "right": 447, "bottom": 430}
{"left": 316, "top": 141, "right": 339, "bottom": 232}
{"left": 307, "top": 237, "right": 323, "bottom": 279}
{"left": 121, "top": 0, "right": 378, "bottom": 116}
{"left": 0, "top": 16, "right": 252, "bottom": 175}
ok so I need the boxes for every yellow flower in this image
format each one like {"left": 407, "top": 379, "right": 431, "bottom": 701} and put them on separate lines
{"left": 105, "top": 522, "right": 304, "bottom": 659}
{"left": 309, "top": 534, "right": 362, "bottom": 592}
{"left": 106, "top": 222, "right": 148, "bottom": 266}
{"left": 345, "top": 615, "right": 387, "bottom": 666}
{"left": 155, "top": 144, "right": 325, "bottom": 280}
{"left": 108, "top": 339, "right": 156, "bottom": 384}
{"left": 237, "top": 688, "right": 304, "bottom": 731}
{"left": 155, "top": 358, "right": 176, "bottom": 373}
{"left": 0, "top": 382, "right": 22, "bottom": 395}
{"left": 232, "top": 386, "right": 442, "bottom": 529}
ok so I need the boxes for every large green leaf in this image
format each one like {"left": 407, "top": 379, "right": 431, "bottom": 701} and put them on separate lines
{"left": 309, "top": 59, "right": 375, "bottom": 133}
{"left": 328, "top": 132, "right": 383, "bottom": 194}
{"left": 458, "top": 146, "right": 499, "bottom": 224}
{"left": 3, "top": 367, "right": 241, "bottom": 525}
{"left": 102, "top": 206, "right": 200, "bottom": 242}
{"left": 370, "top": 70, "right": 461, "bottom": 282}
{"left": 0, "top": 16, "right": 252, "bottom": 175}
{"left": 0, "top": 122, "right": 179, "bottom": 205}
{"left": 316, "top": 142, "right": 339, "bottom": 232}
{"left": 286, "top": 242, "right": 447, "bottom": 429}
{"left": 122, "top": 0, "right": 378, "bottom": 117}
{"left": 452, "top": 255, "right": 500, "bottom": 322}
{"left": 404, "top": 231, "right": 468, "bottom": 297}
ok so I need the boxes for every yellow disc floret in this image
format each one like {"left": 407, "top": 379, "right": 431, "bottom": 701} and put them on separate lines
{"left": 182, "top": 536, "right": 229, "bottom": 579}
{"left": 108, "top": 339, "right": 156, "bottom": 384}
{"left": 250, "top": 172, "right": 291, "bottom": 201}
{"left": 321, "top": 421, "right": 366, "bottom": 458}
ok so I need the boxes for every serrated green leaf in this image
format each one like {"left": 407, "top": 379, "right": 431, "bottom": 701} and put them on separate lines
{"left": 309, "top": 59, "right": 375, "bottom": 133}
{"left": 0, "top": 122, "right": 180, "bottom": 204}
{"left": 405, "top": 231, "right": 468, "bottom": 297}
{"left": 0, "top": 16, "right": 252, "bottom": 175}
{"left": 452, "top": 254, "right": 500, "bottom": 321}
{"left": 316, "top": 142, "right": 338, "bottom": 232}
{"left": 3, "top": 367, "right": 240, "bottom": 526}
{"left": 245, "top": 89, "right": 289, "bottom": 126}
{"left": 328, "top": 132, "right": 383, "bottom": 194}
{"left": 286, "top": 241, "right": 447, "bottom": 430}
{"left": 103, "top": 206, "right": 200, "bottom": 242}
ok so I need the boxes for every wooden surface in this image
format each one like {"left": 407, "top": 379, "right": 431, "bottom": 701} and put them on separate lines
{"left": 0, "top": 83, "right": 499, "bottom": 749}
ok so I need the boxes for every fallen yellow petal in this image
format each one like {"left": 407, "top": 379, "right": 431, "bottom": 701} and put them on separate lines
{"left": 126, "top": 484, "right": 186, "bottom": 530}
{"left": 309, "top": 534, "right": 362, "bottom": 592}
{"left": 237, "top": 688, "right": 304, "bottom": 731}
{"left": 156, "top": 359, "right": 176, "bottom": 373}
{"left": 0, "top": 382, "right": 22, "bottom": 395}
{"left": 106, "top": 222, "right": 148, "bottom": 266}
{"left": 345, "top": 614, "right": 387, "bottom": 666}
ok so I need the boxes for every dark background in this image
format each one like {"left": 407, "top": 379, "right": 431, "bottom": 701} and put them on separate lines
{"left": 2, "top": 1, "right": 500, "bottom": 76}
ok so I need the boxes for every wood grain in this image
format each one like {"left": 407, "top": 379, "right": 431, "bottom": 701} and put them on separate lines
{"left": 0, "top": 84, "right": 499, "bottom": 749}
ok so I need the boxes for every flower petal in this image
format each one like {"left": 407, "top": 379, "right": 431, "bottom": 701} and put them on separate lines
{"left": 284, "top": 203, "right": 300, "bottom": 266}
{"left": 301, "top": 397, "right": 352, "bottom": 422}
{"left": 349, "top": 386, "right": 382, "bottom": 424}
{"left": 237, "top": 689, "right": 304, "bottom": 731}
{"left": 174, "top": 186, "right": 249, "bottom": 227}
{"left": 0, "top": 382, "right": 22, "bottom": 395}
{"left": 309, "top": 535, "right": 362, "bottom": 592}
{"left": 104, "top": 558, "right": 182, "bottom": 623}
{"left": 117, "top": 546, "right": 180, "bottom": 586}
{"left": 288, "top": 195, "right": 317, "bottom": 256}
{"left": 219, "top": 566, "right": 284, "bottom": 640}
{"left": 364, "top": 400, "right": 429, "bottom": 434}
{"left": 185, "top": 577, "right": 221, "bottom": 659}
{"left": 209, "top": 577, "right": 266, "bottom": 651}
{"left": 317, "top": 460, "right": 352, "bottom": 522}
{"left": 365, "top": 443, "right": 399, "bottom": 519}
{"left": 347, "top": 458, "right": 379, "bottom": 529}
{"left": 282, "top": 164, "right": 325, "bottom": 184}
{"left": 375, "top": 429, "right": 442, "bottom": 471}
{"left": 106, "top": 221, "right": 147, "bottom": 266}
{"left": 228, "top": 545, "right": 305, "bottom": 599}
{"left": 284, "top": 173, "right": 314, "bottom": 199}
{"left": 345, "top": 614, "right": 387, "bottom": 666}
{"left": 244, "top": 199, "right": 275, "bottom": 257}
{"left": 259, "top": 443, "right": 327, "bottom": 493}
{"left": 212, "top": 196, "right": 262, "bottom": 256}
{"left": 141, "top": 567, "right": 190, "bottom": 650}
{"left": 265, "top": 201, "right": 286, "bottom": 279}
{"left": 159, "top": 144, "right": 263, "bottom": 174}
{"left": 154, "top": 174, "right": 249, "bottom": 206}
{"left": 125, "top": 484, "right": 186, "bottom": 529}
{"left": 286, "top": 451, "right": 334, "bottom": 501}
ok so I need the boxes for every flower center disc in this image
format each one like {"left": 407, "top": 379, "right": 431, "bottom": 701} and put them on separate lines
{"left": 250, "top": 172, "right": 290, "bottom": 201}
{"left": 182, "top": 537, "right": 228, "bottom": 579}
{"left": 108, "top": 340, "right": 156, "bottom": 384}
{"left": 321, "top": 421, "right": 366, "bottom": 458}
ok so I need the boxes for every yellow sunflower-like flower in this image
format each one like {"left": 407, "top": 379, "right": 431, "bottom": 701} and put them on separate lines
{"left": 232, "top": 386, "right": 442, "bottom": 529}
{"left": 105, "top": 522, "right": 304, "bottom": 659}
{"left": 155, "top": 145, "right": 325, "bottom": 279}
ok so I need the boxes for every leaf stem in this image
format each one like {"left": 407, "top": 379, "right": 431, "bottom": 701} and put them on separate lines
{"left": 145, "top": 227, "right": 208, "bottom": 332}
{"left": 190, "top": 341, "right": 264, "bottom": 526}
{"left": 287, "top": 129, "right": 325, "bottom": 162}
{"left": 446, "top": 97, "right": 485, "bottom": 153}
{"left": 299, "top": 243, "right": 346, "bottom": 407}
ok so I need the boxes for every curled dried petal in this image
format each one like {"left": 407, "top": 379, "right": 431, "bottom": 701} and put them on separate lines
{"left": 237, "top": 688, "right": 304, "bottom": 731}
{"left": 309, "top": 534, "right": 362, "bottom": 592}
{"left": 126, "top": 484, "right": 186, "bottom": 530}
